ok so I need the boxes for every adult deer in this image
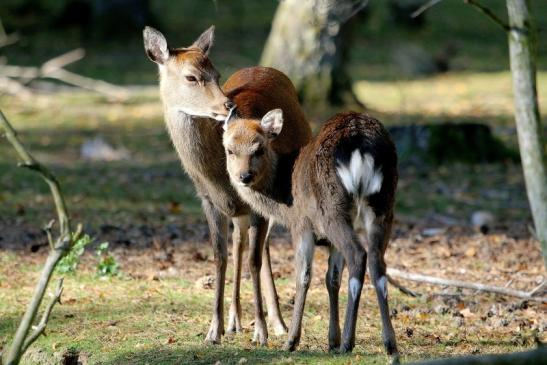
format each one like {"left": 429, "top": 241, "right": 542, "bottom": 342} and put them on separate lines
{"left": 143, "top": 26, "right": 312, "bottom": 344}
{"left": 223, "top": 110, "right": 399, "bottom": 362}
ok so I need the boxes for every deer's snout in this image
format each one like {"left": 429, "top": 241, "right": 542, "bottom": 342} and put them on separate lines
{"left": 239, "top": 171, "right": 254, "bottom": 185}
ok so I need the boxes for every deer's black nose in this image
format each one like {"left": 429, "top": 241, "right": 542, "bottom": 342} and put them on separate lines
{"left": 225, "top": 100, "right": 235, "bottom": 110}
{"left": 240, "top": 172, "right": 253, "bottom": 184}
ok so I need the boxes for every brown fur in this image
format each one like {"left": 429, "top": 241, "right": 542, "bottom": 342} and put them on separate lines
{"left": 144, "top": 26, "right": 312, "bottom": 345}
{"left": 224, "top": 112, "right": 399, "bottom": 358}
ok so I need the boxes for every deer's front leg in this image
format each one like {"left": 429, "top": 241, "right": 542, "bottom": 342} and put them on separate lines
{"left": 261, "top": 220, "right": 288, "bottom": 336}
{"left": 248, "top": 214, "right": 268, "bottom": 345}
{"left": 284, "top": 229, "right": 315, "bottom": 352}
{"left": 202, "top": 199, "right": 229, "bottom": 345}
{"left": 227, "top": 215, "right": 249, "bottom": 334}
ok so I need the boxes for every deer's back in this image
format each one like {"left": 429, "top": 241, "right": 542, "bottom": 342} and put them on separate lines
{"left": 294, "top": 112, "right": 398, "bottom": 220}
{"left": 224, "top": 67, "right": 312, "bottom": 154}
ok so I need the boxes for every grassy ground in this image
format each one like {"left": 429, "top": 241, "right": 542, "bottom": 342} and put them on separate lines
{"left": 1, "top": 232, "right": 544, "bottom": 364}
{"left": 1, "top": 1, "right": 546, "bottom": 364}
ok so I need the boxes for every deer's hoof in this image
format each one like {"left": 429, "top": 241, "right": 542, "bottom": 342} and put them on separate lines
{"left": 283, "top": 340, "right": 298, "bottom": 352}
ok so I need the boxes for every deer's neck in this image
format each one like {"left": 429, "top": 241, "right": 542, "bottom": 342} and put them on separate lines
{"left": 164, "top": 108, "right": 225, "bottom": 178}
{"left": 237, "top": 150, "right": 300, "bottom": 227}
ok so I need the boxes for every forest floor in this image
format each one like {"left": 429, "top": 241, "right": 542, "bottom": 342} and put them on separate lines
{"left": 1, "top": 2, "right": 547, "bottom": 362}
{"left": 0, "top": 71, "right": 545, "bottom": 364}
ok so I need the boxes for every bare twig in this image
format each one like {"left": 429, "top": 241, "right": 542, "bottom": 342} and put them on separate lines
{"left": 464, "top": 0, "right": 510, "bottom": 31}
{"left": 20, "top": 279, "right": 64, "bottom": 354}
{"left": 411, "top": 0, "right": 511, "bottom": 33}
{"left": 387, "top": 275, "right": 421, "bottom": 297}
{"left": 411, "top": 0, "right": 445, "bottom": 18}
{"left": 0, "top": 111, "right": 77, "bottom": 365}
{"left": 529, "top": 280, "right": 546, "bottom": 297}
{"left": 0, "top": 111, "right": 70, "bottom": 236}
{"left": 387, "top": 268, "right": 547, "bottom": 302}
{"left": 340, "top": 0, "right": 370, "bottom": 24}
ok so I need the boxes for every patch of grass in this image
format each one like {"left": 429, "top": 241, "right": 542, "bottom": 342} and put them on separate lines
{"left": 1, "top": 238, "right": 542, "bottom": 365}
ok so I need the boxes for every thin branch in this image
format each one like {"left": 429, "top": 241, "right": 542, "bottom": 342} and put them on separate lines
{"left": 387, "top": 268, "right": 547, "bottom": 302}
{"left": 411, "top": 0, "right": 445, "bottom": 18}
{"left": 44, "top": 220, "right": 55, "bottom": 250}
{"left": 1, "top": 112, "right": 76, "bottom": 364}
{"left": 0, "top": 110, "right": 71, "bottom": 238}
{"left": 464, "top": 0, "right": 510, "bottom": 31}
{"left": 529, "top": 280, "right": 546, "bottom": 297}
{"left": 387, "top": 275, "right": 421, "bottom": 297}
{"left": 21, "top": 279, "right": 64, "bottom": 354}
{"left": 340, "top": 0, "right": 370, "bottom": 24}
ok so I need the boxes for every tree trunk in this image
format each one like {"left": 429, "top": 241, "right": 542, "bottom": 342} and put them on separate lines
{"left": 260, "top": 0, "right": 365, "bottom": 109}
{"left": 506, "top": 0, "right": 547, "bottom": 268}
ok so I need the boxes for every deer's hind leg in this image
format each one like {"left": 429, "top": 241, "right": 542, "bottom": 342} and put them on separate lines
{"left": 325, "top": 219, "right": 366, "bottom": 354}
{"left": 366, "top": 211, "right": 399, "bottom": 363}
{"left": 326, "top": 244, "right": 345, "bottom": 351}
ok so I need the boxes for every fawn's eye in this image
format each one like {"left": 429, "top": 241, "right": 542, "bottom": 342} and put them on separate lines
{"left": 227, "top": 149, "right": 234, "bottom": 155}
{"left": 254, "top": 148, "right": 264, "bottom": 157}
{"left": 185, "top": 75, "right": 197, "bottom": 82}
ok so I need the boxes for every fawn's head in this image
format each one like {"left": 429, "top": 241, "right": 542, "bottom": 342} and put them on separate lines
{"left": 143, "top": 26, "right": 232, "bottom": 121}
{"left": 223, "top": 109, "right": 284, "bottom": 188}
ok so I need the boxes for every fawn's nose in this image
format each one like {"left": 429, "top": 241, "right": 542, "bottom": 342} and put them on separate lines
{"left": 224, "top": 100, "right": 235, "bottom": 111}
{"left": 240, "top": 172, "right": 254, "bottom": 184}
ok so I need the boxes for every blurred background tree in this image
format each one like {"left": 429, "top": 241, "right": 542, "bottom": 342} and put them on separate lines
{"left": 260, "top": 0, "right": 368, "bottom": 109}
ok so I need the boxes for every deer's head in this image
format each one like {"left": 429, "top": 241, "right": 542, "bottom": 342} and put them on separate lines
{"left": 143, "top": 26, "right": 232, "bottom": 121}
{"left": 223, "top": 109, "right": 284, "bottom": 188}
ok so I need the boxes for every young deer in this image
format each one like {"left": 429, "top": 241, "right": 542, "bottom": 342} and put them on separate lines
{"left": 223, "top": 110, "right": 399, "bottom": 360}
{"left": 143, "top": 26, "right": 312, "bottom": 344}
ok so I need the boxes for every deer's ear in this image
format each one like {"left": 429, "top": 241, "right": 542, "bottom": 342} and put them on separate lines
{"left": 143, "top": 26, "right": 169, "bottom": 64}
{"left": 260, "top": 109, "right": 284, "bottom": 138}
{"left": 192, "top": 25, "right": 215, "bottom": 55}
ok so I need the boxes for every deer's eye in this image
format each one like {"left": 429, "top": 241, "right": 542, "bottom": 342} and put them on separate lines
{"left": 185, "top": 75, "right": 197, "bottom": 82}
{"left": 254, "top": 148, "right": 264, "bottom": 157}
{"left": 227, "top": 149, "right": 234, "bottom": 155}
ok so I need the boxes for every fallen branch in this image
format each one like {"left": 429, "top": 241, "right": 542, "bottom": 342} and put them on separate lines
{"left": 0, "top": 48, "right": 128, "bottom": 100}
{"left": 1, "top": 111, "right": 81, "bottom": 365}
{"left": 387, "top": 268, "right": 547, "bottom": 302}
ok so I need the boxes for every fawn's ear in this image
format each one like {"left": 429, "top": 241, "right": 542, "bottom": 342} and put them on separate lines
{"left": 192, "top": 25, "right": 215, "bottom": 55}
{"left": 143, "top": 26, "right": 169, "bottom": 64}
{"left": 260, "top": 109, "right": 284, "bottom": 139}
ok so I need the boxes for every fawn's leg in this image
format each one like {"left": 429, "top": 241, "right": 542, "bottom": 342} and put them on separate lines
{"left": 284, "top": 229, "right": 315, "bottom": 351}
{"left": 248, "top": 214, "right": 269, "bottom": 345}
{"left": 326, "top": 220, "right": 366, "bottom": 354}
{"left": 261, "top": 220, "right": 288, "bottom": 335}
{"left": 367, "top": 214, "right": 399, "bottom": 363}
{"left": 202, "top": 199, "right": 229, "bottom": 344}
{"left": 326, "top": 244, "right": 345, "bottom": 351}
{"left": 227, "top": 215, "right": 249, "bottom": 334}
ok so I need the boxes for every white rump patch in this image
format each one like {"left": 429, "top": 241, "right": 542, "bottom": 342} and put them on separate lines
{"left": 336, "top": 150, "right": 383, "bottom": 197}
